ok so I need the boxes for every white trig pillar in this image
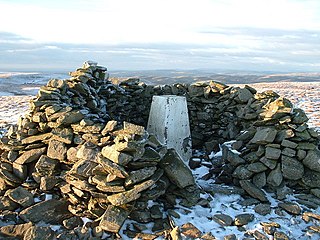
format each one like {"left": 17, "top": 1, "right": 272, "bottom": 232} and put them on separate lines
{"left": 147, "top": 95, "right": 192, "bottom": 165}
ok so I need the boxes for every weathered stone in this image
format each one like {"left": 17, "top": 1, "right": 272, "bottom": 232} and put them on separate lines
{"left": 40, "top": 176, "right": 57, "bottom": 191}
{"left": 123, "top": 121, "right": 146, "bottom": 135}
{"left": 56, "top": 110, "right": 84, "bottom": 126}
{"left": 99, "top": 205, "right": 129, "bottom": 233}
{"left": 234, "top": 213, "right": 254, "bottom": 226}
{"left": 281, "top": 156, "right": 304, "bottom": 180}
{"left": 281, "top": 139, "right": 298, "bottom": 149}
{"left": 237, "top": 88, "right": 253, "bottom": 103}
{"left": 247, "top": 162, "right": 268, "bottom": 173}
{"left": 232, "top": 165, "right": 254, "bottom": 179}
{"left": 130, "top": 210, "right": 152, "bottom": 223}
{"left": 274, "top": 231, "right": 289, "bottom": 240}
{"left": 267, "top": 164, "right": 283, "bottom": 187}
{"left": 51, "top": 127, "right": 73, "bottom": 144}
{"left": 239, "top": 180, "right": 268, "bottom": 202}
{"left": 101, "top": 145, "right": 133, "bottom": 165}
{"left": 265, "top": 147, "right": 281, "bottom": 160}
{"left": 223, "top": 146, "right": 245, "bottom": 167}
{"left": 303, "top": 149, "right": 320, "bottom": 172}
{"left": 101, "top": 120, "right": 118, "bottom": 135}
{"left": 278, "top": 202, "right": 301, "bottom": 215}
{"left": 160, "top": 149, "right": 195, "bottom": 188}
{"left": 97, "top": 154, "right": 128, "bottom": 178}
{"left": 302, "top": 168, "right": 320, "bottom": 188}
{"left": 24, "top": 226, "right": 55, "bottom": 240}
{"left": 124, "top": 166, "right": 157, "bottom": 187}
{"left": 0, "top": 196, "right": 19, "bottom": 211}
{"left": 224, "top": 234, "right": 237, "bottom": 240}
{"left": 0, "top": 222, "right": 33, "bottom": 238}
{"left": 212, "top": 214, "right": 233, "bottom": 226}
{"left": 71, "top": 159, "right": 98, "bottom": 177}
{"left": 252, "top": 172, "right": 266, "bottom": 188}
{"left": 21, "top": 133, "right": 52, "bottom": 145}
{"left": 14, "top": 147, "right": 46, "bottom": 164}
{"left": 12, "top": 162, "right": 27, "bottom": 180}
{"left": 253, "top": 230, "right": 269, "bottom": 240}
{"left": 180, "top": 222, "right": 203, "bottom": 239}
{"left": 47, "top": 140, "right": 67, "bottom": 161}
{"left": 19, "top": 199, "right": 71, "bottom": 224}
{"left": 63, "top": 216, "right": 83, "bottom": 230}
{"left": 34, "top": 155, "right": 59, "bottom": 175}
{"left": 6, "top": 187, "right": 34, "bottom": 208}
{"left": 250, "top": 128, "right": 277, "bottom": 145}
{"left": 260, "top": 157, "right": 277, "bottom": 169}
{"left": 254, "top": 203, "right": 271, "bottom": 216}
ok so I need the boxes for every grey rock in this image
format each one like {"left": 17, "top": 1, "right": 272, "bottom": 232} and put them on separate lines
{"left": 232, "top": 165, "right": 254, "bottom": 179}
{"left": 97, "top": 154, "right": 129, "bottom": 178}
{"left": 130, "top": 210, "right": 152, "bottom": 223}
{"left": 252, "top": 172, "right": 266, "bottom": 188}
{"left": 254, "top": 203, "right": 271, "bottom": 216}
{"left": 265, "top": 147, "right": 281, "bottom": 160}
{"left": 99, "top": 205, "right": 129, "bottom": 233}
{"left": 24, "top": 226, "right": 55, "bottom": 240}
{"left": 250, "top": 127, "right": 277, "bottom": 145}
{"left": 56, "top": 110, "right": 84, "bottom": 126}
{"left": 274, "top": 231, "right": 289, "bottom": 240}
{"left": 212, "top": 214, "right": 233, "bottom": 226}
{"left": 19, "top": 199, "right": 71, "bottom": 224}
{"left": 303, "top": 149, "right": 320, "bottom": 172}
{"left": 278, "top": 202, "right": 301, "bottom": 215}
{"left": 281, "top": 147, "right": 296, "bottom": 157}
{"left": 302, "top": 169, "right": 320, "bottom": 188}
{"left": 281, "top": 139, "right": 298, "bottom": 149}
{"left": 0, "top": 196, "right": 19, "bottom": 211}
{"left": 101, "top": 145, "right": 133, "bottom": 166}
{"left": 0, "top": 222, "right": 33, "bottom": 238}
{"left": 237, "top": 88, "right": 253, "bottom": 103}
{"left": 281, "top": 156, "right": 304, "bottom": 180}
{"left": 260, "top": 157, "right": 277, "bottom": 169}
{"left": 267, "top": 164, "right": 283, "bottom": 187}
{"left": 47, "top": 140, "right": 67, "bottom": 161}
{"left": 125, "top": 166, "right": 157, "bottom": 187}
{"left": 247, "top": 162, "right": 268, "bottom": 173}
{"left": 5, "top": 187, "right": 34, "bottom": 208}
{"left": 14, "top": 147, "right": 46, "bottom": 164}
{"left": 63, "top": 216, "right": 83, "bottom": 230}
{"left": 234, "top": 213, "right": 254, "bottom": 226}
{"left": 239, "top": 180, "right": 268, "bottom": 202}
{"left": 160, "top": 149, "right": 195, "bottom": 188}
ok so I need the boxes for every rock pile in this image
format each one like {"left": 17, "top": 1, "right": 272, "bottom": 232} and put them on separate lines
{"left": 0, "top": 62, "right": 199, "bottom": 239}
{"left": 0, "top": 61, "right": 319, "bottom": 239}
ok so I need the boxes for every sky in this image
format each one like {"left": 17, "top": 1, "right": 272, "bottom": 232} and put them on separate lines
{"left": 0, "top": 0, "right": 320, "bottom": 72}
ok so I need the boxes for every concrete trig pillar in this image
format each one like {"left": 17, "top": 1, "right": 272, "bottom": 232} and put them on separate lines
{"left": 147, "top": 95, "right": 192, "bottom": 164}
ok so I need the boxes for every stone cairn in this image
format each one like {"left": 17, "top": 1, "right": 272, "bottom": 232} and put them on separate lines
{"left": 0, "top": 61, "right": 319, "bottom": 239}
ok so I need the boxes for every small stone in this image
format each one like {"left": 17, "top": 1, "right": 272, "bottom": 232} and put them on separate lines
{"left": 97, "top": 154, "right": 129, "bottom": 178}
{"left": 47, "top": 140, "right": 67, "bottom": 161}
{"left": 212, "top": 214, "right": 233, "bottom": 226}
{"left": 19, "top": 199, "right": 71, "bottom": 224}
{"left": 14, "top": 147, "right": 46, "bottom": 164}
{"left": 160, "top": 149, "right": 195, "bottom": 188}
{"left": 274, "top": 231, "right": 289, "bottom": 240}
{"left": 267, "top": 164, "right": 283, "bottom": 187}
{"left": 281, "top": 156, "right": 304, "bottom": 180}
{"left": 130, "top": 210, "right": 152, "bottom": 223}
{"left": 303, "top": 149, "right": 320, "bottom": 172}
{"left": 5, "top": 186, "right": 34, "bottom": 208}
{"left": 99, "top": 205, "right": 129, "bottom": 233}
{"left": 24, "top": 226, "right": 55, "bottom": 240}
{"left": 260, "top": 157, "right": 277, "bottom": 169}
{"left": 224, "top": 234, "right": 237, "bottom": 240}
{"left": 252, "top": 172, "right": 266, "bottom": 188}
{"left": 254, "top": 203, "right": 271, "bottom": 216}
{"left": 253, "top": 230, "right": 269, "bottom": 240}
{"left": 201, "top": 232, "right": 217, "bottom": 240}
{"left": 180, "top": 222, "right": 202, "bottom": 239}
{"left": 232, "top": 165, "right": 254, "bottom": 179}
{"left": 40, "top": 176, "right": 57, "bottom": 191}
{"left": 281, "top": 139, "right": 298, "bottom": 149}
{"left": 247, "top": 162, "right": 268, "bottom": 173}
{"left": 101, "top": 145, "right": 133, "bottom": 166}
{"left": 278, "top": 202, "right": 301, "bottom": 215}
{"left": 250, "top": 127, "right": 277, "bottom": 145}
{"left": 265, "top": 147, "right": 281, "bottom": 160}
{"left": 63, "top": 216, "right": 83, "bottom": 230}
{"left": 239, "top": 180, "right": 268, "bottom": 202}
{"left": 234, "top": 213, "right": 254, "bottom": 226}
{"left": 0, "top": 222, "right": 33, "bottom": 238}
{"left": 302, "top": 169, "right": 320, "bottom": 188}
{"left": 0, "top": 196, "right": 19, "bottom": 211}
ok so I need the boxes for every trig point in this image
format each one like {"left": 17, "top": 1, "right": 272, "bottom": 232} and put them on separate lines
{"left": 147, "top": 95, "right": 192, "bottom": 164}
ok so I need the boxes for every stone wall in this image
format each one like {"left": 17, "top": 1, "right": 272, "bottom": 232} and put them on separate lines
{"left": 0, "top": 61, "right": 319, "bottom": 238}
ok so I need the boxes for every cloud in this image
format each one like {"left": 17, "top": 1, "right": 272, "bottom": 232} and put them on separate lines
{"left": 0, "top": 29, "right": 319, "bottom": 72}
